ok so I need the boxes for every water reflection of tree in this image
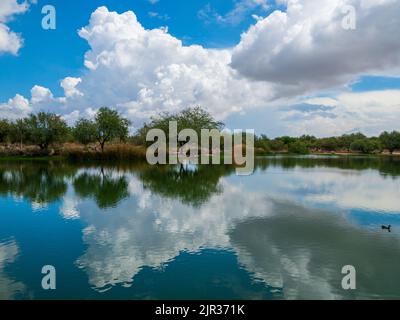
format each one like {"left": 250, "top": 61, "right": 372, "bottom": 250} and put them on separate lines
{"left": 139, "top": 164, "right": 235, "bottom": 207}
{"left": 0, "top": 162, "right": 75, "bottom": 204}
{"left": 73, "top": 168, "right": 129, "bottom": 208}
{"left": 255, "top": 156, "right": 400, "bottom": 178}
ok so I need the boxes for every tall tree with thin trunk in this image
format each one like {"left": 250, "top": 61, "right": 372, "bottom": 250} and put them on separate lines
{"left": 9, "top": 119, "right": 29, "bottom": 148}
{"left": 94, "top": 107, "right": 130, "bottom": 152}
{"left": 0, "top": 120, "right": 10, "bottom": 143}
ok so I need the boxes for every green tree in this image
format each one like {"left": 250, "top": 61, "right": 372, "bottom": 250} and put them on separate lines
{"left": 135, "top": 106, "right": 224, "bottom": 146}
{"left": 337, "top": 133, "right": 366, "bottom": 151}
{"left": 350, "top": 138, "right": 380, "bottom": 154}
{"left": 299, "top": 135, "right": 317, "bottom": 145}
{"left": 379, "top": 131, "right": 400, "bottom": 154}
{"left": 9, "top": 119, "right": 29, "bottom": 148}
{"left": 26, "top": 112, "right": 69, "bottom": 150}
{"left": 0, "top": 119, "right": 10, "bottom": 143}
{"left": 94, "top": 107, "right": 130, "bottom": 151}
{"left": 277, "top": 136, "right": 297, "bottom": 146}
{"left": 177, "top": 107, "right": 224, "bottom": 135}
{"left": 269, "top": 139, "right": 286, "bottom": 152}
{"left": 288, "top": 141, "right": 309, "bottom": 154}
{"left": 316, "top": 137, "right": 339, "bottom": 151}
{"left": 254, "top": 135, "right": 271, "bottom": 154}
{"left": 73, "top": 119, "right": 97, "bottom": 146}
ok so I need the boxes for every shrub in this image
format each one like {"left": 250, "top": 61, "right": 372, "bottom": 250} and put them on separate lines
{"left": 350, "top": 138, "right": 381, "bottom": 154}
{"left": 288, "top": 141, "right": 309, "bottom": 154}
{"left": 26, "top": 112, "right": 69, "bottom": 150}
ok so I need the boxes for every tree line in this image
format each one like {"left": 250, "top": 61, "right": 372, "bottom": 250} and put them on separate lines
{"left": 132, "top": 107, "right": 400, "bottom": 155}
{"left": 0, "top": 106, "right": 399, "bottom": 155}
{"left": 254, "top": 131, "right": 400, "bottom": 154}
{"left": 0, "top": 107, "right": 130, "bottom": 152}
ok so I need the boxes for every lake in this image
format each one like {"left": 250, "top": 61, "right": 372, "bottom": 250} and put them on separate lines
{"left": 0, "top": 156, "right": 399, "bottom": 300}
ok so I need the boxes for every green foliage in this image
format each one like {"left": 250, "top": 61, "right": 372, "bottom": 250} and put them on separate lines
{"left": 0, "top": 120, "right": 11, "bottom": 143}
{"left": 379, "top": 131, "right": 400, "bottom": 154}
{"left": 8, "top": 119, "right": 29, "bottom": 146}
{"left": 26, "top": 112, "right": 69, "bottom": 149}
{"left": 337, "top": 133, "right": 366, "bottom": 151}
{"left": 299, "top": 135, "right": 317, "bottom": 145}
{"left": 269, "top": 139, "right": 286, "bottom": 152}
{"left": 350, "top": 138, "right": 381, "bottom": 154}
{"left": 254, "top": 135, "right": 271, "bottom": 153}
{"left": 0, "top": 106, "right": 398, "bottom": 157}
{"left": 0, "top": 108, "right": 131, "bottom": 153}
{"left": 178, "top": 107, "right": 224, "bottom": 133}
{"left": 315, "top": 137, "right": 339, "bottom": 151}
{"left": 135, "top": 106, "right": 224, "bottom": 146}
{"left": 288, "top": 141, "right": 309, "bottom": 154}
{"left": 95, "top": 107, "right": 130, "bottom": 151}
{"left": 251, "top": 131, "right": 391, "bottom": 155}
{"left": 277, "top": 136, "right": 297, "bottom": 145}
{"left": 73, "top": 119, "right": 97, "bottom": 146}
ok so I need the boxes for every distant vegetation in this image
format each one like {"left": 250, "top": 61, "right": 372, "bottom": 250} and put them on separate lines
{"left": 254, "top": 131, "right": 400, "bottom": 155}
{"left": 0, "top": 107, "right": 399, "bottom": 158}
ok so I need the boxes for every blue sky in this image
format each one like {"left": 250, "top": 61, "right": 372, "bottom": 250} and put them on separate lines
{"left": 1, "top": 0, "right": 400, "bottom": 137}
{"left": 351, "top": 76, "right": 400, "bottom": 92}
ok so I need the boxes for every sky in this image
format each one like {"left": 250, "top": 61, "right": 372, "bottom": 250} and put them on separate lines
{"left": 0, "top": 0, "right": 400, "bottom": 137}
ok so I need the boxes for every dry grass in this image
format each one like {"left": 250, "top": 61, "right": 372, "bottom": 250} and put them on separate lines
{"left": 0, "top": 142, "right": 147, "bottom": 161}
{"left": 0, "top": 144, "right": 48, "bottom": 157}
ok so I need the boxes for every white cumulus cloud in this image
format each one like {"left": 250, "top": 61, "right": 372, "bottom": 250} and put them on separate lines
{"left": 0, "top": 94, "right": 31, "bottom": 120}
{"left": 231, "top": 0, "right": 400, "bottom": 92}
{"left": 0, "top": 0, "right": 30, "bottom": 55}
{"left": 61, "top": 77, "right": 83, "bottom": 98}
{"left": 71, "top": 6, "right": 275, "bottom": 123}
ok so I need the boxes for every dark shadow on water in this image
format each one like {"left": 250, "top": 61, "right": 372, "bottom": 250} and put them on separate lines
{"left": 139, "top": 164, "right": 235, "bottom": 207}
{"left": 0, "top": 161, "right": 76, "bottom": 204}
{"left": 73, "top": 167, "right": 129, "bottom": 209}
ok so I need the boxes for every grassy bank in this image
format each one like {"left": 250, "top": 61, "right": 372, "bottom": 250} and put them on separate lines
{"left": 1, "top": 143, "right": 399, "bottom": 162}
{"left": 254, "top": 148, "right": 400, "bottom": 157}
{"left": 0, "top": 143, "right": 147, "bottom": 162}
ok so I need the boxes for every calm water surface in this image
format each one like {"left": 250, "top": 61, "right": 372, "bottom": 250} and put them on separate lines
{"left": 0, "top": 156, "right": 400, "bottom": 299}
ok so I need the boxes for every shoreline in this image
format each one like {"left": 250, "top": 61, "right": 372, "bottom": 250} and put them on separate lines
{"left": 1, "top": 151, "right": 400, "bottom": 162}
